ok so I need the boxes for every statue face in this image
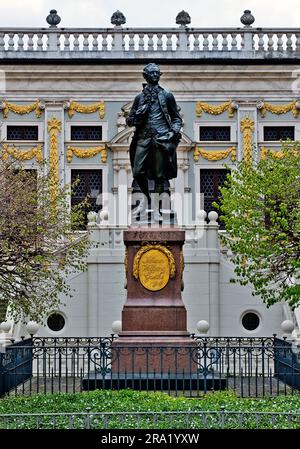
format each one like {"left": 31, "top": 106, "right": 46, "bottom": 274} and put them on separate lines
{"left": 144, "top": 67, "right": 161, "bottom": 85}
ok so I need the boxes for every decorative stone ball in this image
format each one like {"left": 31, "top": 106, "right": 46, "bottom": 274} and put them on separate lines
{"left": 196, "top": 320, "right": 210, "bottom": 334}
{"left": 196, "top": 209, "right": 207, "bottom": 222}
{"left": 281, "top": 320, "right": 295, "bottom": 334}
{"left": 176, "top": 10, "right": 191, "bottom": 26}
{"left": 26, "top": 321, "right": 39, "bottom": 336}
{"left": 0, "top": 321, "right": 12, "bottom": 333}
{"left": 112, "top": 320, "right": 122, "bottom": 334}
{"left": 46, "top": 9, "right": 61, "bottom": 28}
{"left": 208, "top": 211, "right": 218, "bottom": 223}
{"left": 111, "top": 10, "right": 126, "bottom": 26}
{"left": 240, "top": 10, "right": 255, "bottom": 27}
{"left": 99, "top": 209, "right": 109, "bottom": 222}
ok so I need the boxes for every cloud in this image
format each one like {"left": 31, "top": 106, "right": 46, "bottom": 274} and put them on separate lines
{"left": 0, "top": 0, "right": 299, "bottom": 27}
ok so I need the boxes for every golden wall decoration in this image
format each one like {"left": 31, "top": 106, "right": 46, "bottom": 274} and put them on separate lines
{"left": 260, "top": 147, "right": 285, "bottom": 160}
{"left": 180, "top": 250, "right": 185, "bottom": 277}
{"left": 67, "top": 100, "right": 105, "bottom": 119}
{"left": 196, "top": 101, "right": 236, "bottom": 118}
{"left": 48, "top": 117, "right": 62, "bottom": 202}
{"left": 258, "top": 100, "right": 299, "bottom": 118}
{"left": 2, "top": 100, "right": 44, "bottom": 118}
{"left": 133, "top": 243, "right": 176, "bottom": 291}
{"left": 194, "top": 146, "right": 236, "bottom": 162}
{"left": 2, "top": 143, "right": 43, "bottom": 163}
{"left": 240, "top": 116, "right": 255, "bottom": 163}
{"left": 66, "top": 145, "right": 107, "bottom": 163}
{"left": 124, "top": 247, "right": 128, "bottom": 273}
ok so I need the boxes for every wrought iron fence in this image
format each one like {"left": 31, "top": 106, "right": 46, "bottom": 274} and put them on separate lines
{"left": 0, "top": 335, "right": 299, "bottom": 397}
{"left": 0, "top": 409, "right": 299, "bottom": 429}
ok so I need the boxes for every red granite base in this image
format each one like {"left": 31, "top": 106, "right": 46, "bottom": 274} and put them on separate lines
{"left": 112, "top": 227, "right": 197, "bottom": 375}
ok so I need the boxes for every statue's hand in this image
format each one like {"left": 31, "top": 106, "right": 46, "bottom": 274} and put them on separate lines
{"left": 135, "top": 103, "right": 148, "bottom": 118}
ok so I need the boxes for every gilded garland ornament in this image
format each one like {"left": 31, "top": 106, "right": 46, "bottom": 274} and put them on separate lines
{"left": 2, "top": 144, "right": 43, "bottom": 163}
{"left": 240, "top": 116, "right": 255, "bottom": 163}
{"left": 260, "top": 147, "right": 285, "bottom": 160}
{"left": 258, "top": 100, "right": 300, "bottom": 118}
{"left": 1, "top": 100, "right": 44, "bottom": 118}
{"left": 194, "top": 146, "right": 236, "bottom": 162}
{"left": 47, "top": 117, "right": 62, "bottom": 203}
{"left": 66, "top": 145, "right": 107, "bottom": 163}
{"left": 133, "top": 243, "right": 176, "bottom": 292}
{"left": 67, "top": 100, "right": 105, "bottom": 119}
{"left": 196, "top": 101, "right": 236, "bottom": 118}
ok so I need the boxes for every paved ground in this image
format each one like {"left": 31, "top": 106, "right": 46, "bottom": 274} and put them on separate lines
{"left": 7, "top": 375, "right": 295, "bottom": 398}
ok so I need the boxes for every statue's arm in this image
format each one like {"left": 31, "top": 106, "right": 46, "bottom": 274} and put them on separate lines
{"left": 126, "top": 94, "right": 148, "bottom": 127}
{"left": 126, "top": 96, "right": 140, "bottom": 127}
{"left": 166, "top": 93, "right": 183, "bottom": 134}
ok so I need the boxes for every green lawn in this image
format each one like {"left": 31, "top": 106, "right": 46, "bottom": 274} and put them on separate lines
{"left": 0, "top": 390, "right": 299, "bottom": 429}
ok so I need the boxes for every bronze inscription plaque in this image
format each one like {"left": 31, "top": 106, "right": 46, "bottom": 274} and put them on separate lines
{"left": 139, "top": 248, "right": 170, "bottom": 291}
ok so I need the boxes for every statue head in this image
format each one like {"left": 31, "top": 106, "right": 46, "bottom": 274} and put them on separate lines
{"left": 143, "top": 63, "right": 161, "bottom": 85}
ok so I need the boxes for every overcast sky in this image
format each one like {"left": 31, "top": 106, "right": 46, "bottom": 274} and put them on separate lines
{"left": 0, "top": 0, "right": 300, "bottom": 28}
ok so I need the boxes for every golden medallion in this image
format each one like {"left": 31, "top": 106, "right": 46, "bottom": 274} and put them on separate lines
{"left": 138, "top": 248, "right": 170, "bottom": 291}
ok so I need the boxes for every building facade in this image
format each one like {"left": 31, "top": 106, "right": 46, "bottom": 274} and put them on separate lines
{"left": 1, "top": 9, "right": 299, "bottom": 338}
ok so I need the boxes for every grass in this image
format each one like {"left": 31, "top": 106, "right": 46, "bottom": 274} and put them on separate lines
{"left": 0, "top": 390, "right": 299, "bottom": 429}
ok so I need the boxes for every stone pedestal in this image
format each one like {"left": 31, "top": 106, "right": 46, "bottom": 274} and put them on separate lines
{"left": 111, "top": 226, "right": 197, "bottom": 375}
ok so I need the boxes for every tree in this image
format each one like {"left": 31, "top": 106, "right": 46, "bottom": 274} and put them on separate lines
{"left": 0, "top": 158, "right": 94, "bottom": 323}
{"left": 217, "top": 143, "right": 300, "bottom": 307}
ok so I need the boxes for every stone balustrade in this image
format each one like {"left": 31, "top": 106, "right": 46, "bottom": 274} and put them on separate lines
{"left": 1, "top": 27, "right": 300, "bottom": 59}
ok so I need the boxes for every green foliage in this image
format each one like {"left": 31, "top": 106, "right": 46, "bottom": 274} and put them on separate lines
{"left": 0, "top": 390, "right": 299, "bottom": 429}
{"left": 217, "top": 144, "right": 300, "bottom": 307}
{"left": 0, "top": 159, "right": 96, "bottom": 323}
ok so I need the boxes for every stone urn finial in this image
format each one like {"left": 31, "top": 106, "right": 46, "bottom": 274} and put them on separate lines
{"left": 240, "top": 10, "right": 255, "bottom": 27}
{"left": 176, "top": 10, "right": 191, "bottom": 27}
{"left": 46, "top": 9, "right": 61, "bottom": 28}
{"left": 111, "top": 10, "right": 126, "bottom": 26}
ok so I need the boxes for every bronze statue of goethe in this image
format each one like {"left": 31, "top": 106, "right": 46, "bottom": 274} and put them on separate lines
{"left": 126, "top": 63, "right": 182, "bottom": 221}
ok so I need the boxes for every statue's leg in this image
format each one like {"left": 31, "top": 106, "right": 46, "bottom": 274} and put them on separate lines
{"left": 152, "top": 177, "right": 165, "bottom": 222}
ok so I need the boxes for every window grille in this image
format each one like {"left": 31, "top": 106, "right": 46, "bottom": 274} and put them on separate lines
{"left": 71, "top": 126, "right": 102, "bottom": 141}
{"left": 7, "top": 125, "right": 38, "bottom": 140}
{"left": 199, "top": 126, "right": 231, "bottom": 141}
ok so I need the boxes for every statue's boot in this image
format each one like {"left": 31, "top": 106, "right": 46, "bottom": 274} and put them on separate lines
{"left": 153, "top": 195, "right": 163, "bottom": 223}
{"left": 132, "top": 197, "right": 147, "bottom": 218}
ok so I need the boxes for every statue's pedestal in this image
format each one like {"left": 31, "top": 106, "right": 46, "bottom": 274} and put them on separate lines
{"left": 111, "top": 227, "right": 197, "bottom": 375}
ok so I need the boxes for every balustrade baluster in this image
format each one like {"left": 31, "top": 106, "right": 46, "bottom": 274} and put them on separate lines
{"left": 286, "top": 33, "right": 293, "bottom": 51}
{"left": 295, "top": 33, "right": 300, "bottom": 53}
{"left": 203, "top": 33, "right": 209, "bottom": 51}
{"left": 231, "top": 33, "right": 237, "bottom": 50}
{"left": 92, "top": 33, "right": 98, "bottom": 51}
{"left": 128, "top": 33, "right": 135, "bottom": 51}
{"left": 156, "top": 33, "right": 163, "bottom": 51}
{"left": 102, "top": 34, "right": 108, "bottom": 51}
{"left": 258, "top": 33, "right": 265, "bottom": 51}
{"left": 138, "top": 34, "right": 144, "bottom": 51}
{"left": 83, "top": 33, "right": 89, "bottom": 51}
{"left": 37, "top": 33, "right": 43, "bottom": 51}
{"left": 148, "top": 33, "right": 154, "bottom": 51}
{"left": 73, "top": 33, "right": 79, "bottom": 51}
{"left": 17, "top": 33, "right": 24, "bottom": 51}
{"left": 267, "top": 33, "right": 274, "bottom": 51}
{"left": 222, "top": 33, "right": 228, "bottom": 51}
{"left": 8, "top": 33, "right": 15, "bottom": 51}
{"left": 27, "top": 33, "right": 34, "bottom": 51}
{"left": 277, "top": 33, "right": 284, "bottom": 52}
{"left": 0, "top": 33, "right": 5, "bottom": 51}
{"left": 193, "top": 33, "right": 200, "bottom": 51}
{"left": 64, "top": 33, "right": 70, "bottom": 51}
{"left": 166, "top": 33, "right": 172, "bottom": 51}
{"left": 212, "top": 33, "right": 219, "bottom": 51}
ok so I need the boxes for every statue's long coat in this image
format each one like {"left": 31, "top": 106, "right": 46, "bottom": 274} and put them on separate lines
{"left": 126, "top": 86, "right": 182, "bottom": 180}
